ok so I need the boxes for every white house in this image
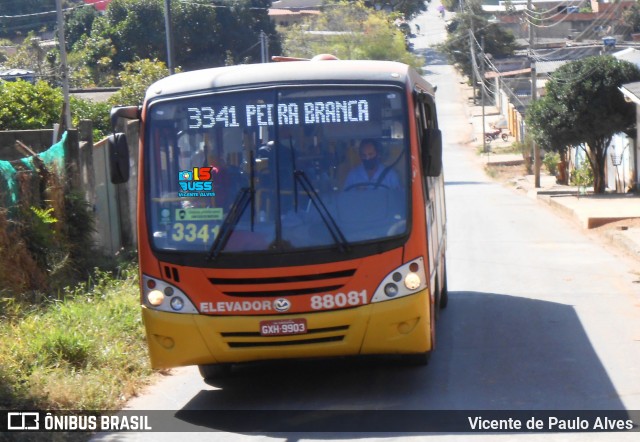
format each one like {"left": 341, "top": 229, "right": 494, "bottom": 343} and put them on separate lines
{"left": 612, "top": 49, "right": 640, "bottom": 192}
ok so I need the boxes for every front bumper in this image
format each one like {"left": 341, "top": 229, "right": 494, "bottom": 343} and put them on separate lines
{"left": 142, "top": 288, "right": 432, "bottom": 369}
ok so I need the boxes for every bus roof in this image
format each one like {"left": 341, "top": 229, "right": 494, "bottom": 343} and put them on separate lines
{"left": 145, "top": 59, "right": 435, "bottom": 101}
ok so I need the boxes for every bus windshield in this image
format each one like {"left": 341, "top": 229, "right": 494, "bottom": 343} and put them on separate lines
{"left": 146, "top": 86, "right": 410, "bottom": 255}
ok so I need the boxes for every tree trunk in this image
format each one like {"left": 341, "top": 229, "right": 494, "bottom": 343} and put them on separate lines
{"left": 592, "top": 156, "right": 606, "bottom": 193}
{"left": 557, "top": 150, "right": 568, "bottom": 185}
{"left": 588, "top": 139, "right": 609, "bottom": 194}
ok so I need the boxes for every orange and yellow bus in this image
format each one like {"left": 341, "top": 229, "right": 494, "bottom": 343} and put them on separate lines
{"left": 108, "top": 55, "right": 447, "bottom": 379}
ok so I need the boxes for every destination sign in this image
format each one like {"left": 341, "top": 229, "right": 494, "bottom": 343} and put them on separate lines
{"left": 187, "top": 99, "right": 370, "bottom": 129}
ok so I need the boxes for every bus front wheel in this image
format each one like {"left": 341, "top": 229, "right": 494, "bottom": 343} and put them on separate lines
{"left": 403, "top": 351, "right": 431, "bottom": 366}
{"left": 439, "top": 262, "right": 449, "bottom": 309}
{"left": 198, "top": 363, "right": 232, "bottom": 380}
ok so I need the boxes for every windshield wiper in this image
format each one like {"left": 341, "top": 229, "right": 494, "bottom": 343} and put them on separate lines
{"left": 295, "top": 170, "right": 350, "bottom": 253}
{"left": 207, "top": 152, "right": 256, "bottom": 261}
{"left": 206, "top": 187, "right": 253, "bottom": 261}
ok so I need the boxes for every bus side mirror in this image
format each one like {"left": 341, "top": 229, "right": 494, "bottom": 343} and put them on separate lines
{"left": 107, "top": 132, "right": 130, "bottom": 184}
{"left": 422, "top": 128, "right": 443, "bottom": 177}
{"left": 108, "top": 105, "right": 139, "bottom": 184}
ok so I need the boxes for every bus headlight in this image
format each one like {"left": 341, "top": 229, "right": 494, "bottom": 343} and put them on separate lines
{"left": 371, "top": 257, "right": 427, "bottom": 303}
{"left": 170, "top": 297, "right": 184, "bottom": 311}
{"left": 404, "top": 273, "right": 421, "bottom": 290}
{"left": 384, "top": 283, "right": 399, "bottom": 297}
{"left": 142, "top": 275, "right": 198, "bottom": 314}
{"left": 147, "top": 290, "right": 165, "bottom": 306}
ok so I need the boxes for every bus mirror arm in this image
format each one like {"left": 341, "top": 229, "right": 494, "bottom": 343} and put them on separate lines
{"left": 422, "top": 128, "right": 443, "bottom": 177}
{"left": 110, "top": 106, "right": 141, "bottom": 131}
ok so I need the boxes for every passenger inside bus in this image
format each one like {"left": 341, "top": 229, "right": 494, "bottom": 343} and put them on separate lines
{"left": 254, "top": 134, "right": 296, "bottom": 220}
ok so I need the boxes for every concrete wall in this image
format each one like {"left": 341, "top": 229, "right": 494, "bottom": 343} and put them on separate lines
{"left": 92, "top": 119, "right": 139, "bottom": 255}
{"left": 0, "top": 130, "right": 59, "bottom": 159}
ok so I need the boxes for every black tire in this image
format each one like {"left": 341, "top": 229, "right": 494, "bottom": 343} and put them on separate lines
{"left": 198, "top": 363, "right": 232, "bottom": 380}
{"left": 440, "top": 263, "right": 449, "bottom": 309}
{"left": 484, "top": 136, "right": 492, "bottom": 144}
{"left": 434, "top": 275, "right": 442, "bottom": 321}
{"left": 501, "top": 133, "right": 508, "bottom": 141}
{"left": 403, "top": 351, "right": 431, "bottom": 366}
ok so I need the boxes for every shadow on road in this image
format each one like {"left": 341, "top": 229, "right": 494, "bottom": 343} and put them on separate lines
{"left": 414, "top": 46, "right": 450, "bottom": 67}
{"left": 169, "top": 291, "right": 627, "bottom": 434}
{"left": 445, "top": 180, "right": 492, "bottom": 186}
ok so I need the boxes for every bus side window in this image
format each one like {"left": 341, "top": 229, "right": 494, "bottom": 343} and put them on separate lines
{"left": 415, "top": 98, "right": 430, "bottom": 183}
{"left": 415, "top": 92, "right": 441, "bottom": 181}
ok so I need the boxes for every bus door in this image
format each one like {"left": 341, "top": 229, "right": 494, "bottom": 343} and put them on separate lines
{"left": 414, "top": 91, "right": 441, "bottom": 298}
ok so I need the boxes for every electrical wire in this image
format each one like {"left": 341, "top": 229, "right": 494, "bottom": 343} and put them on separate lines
{"left": 177, "top": 0, "right": 269, "bottom": 10}
{"left": 0, "top": 1, "right": 110, "bottom": 19}
{"left": 479, "top": 0, "right": 629, "bottom": 86}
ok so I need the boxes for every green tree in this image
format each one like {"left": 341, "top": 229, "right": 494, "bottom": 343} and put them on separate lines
{"left": 281, "top": 0, "right": 422, "bottom": 69}
{"left": 0, "top": 80, "right": 62, "bottom": 130}
{"left": 98, "top": 0, "right": 166, "bottom": 68}
{"left": 216, "top": 0, "right": 282, "bottom": 66}
{"left": 365, "top": 0, "right": 428, "bottom": 20}
{"left": 622, "top": 3, "right": 640, "bottom": 33}
{"left": 65, "top": 3, "right": 100, "bottom": 50}
{"left": 526, "top": 56, "right": 640, "bottom": 193}
{"left": 0, "top": 1, "right": 53, "bottom": 37}
{"left": 2, "top": 33, "right": 56, "bottom": 80}
{"left": 108, "top": 59, "right": 173, "bottom": 106}
{"left": 70, "top": 97, "right": 111, "bottom": 141}
{"left": 68, "top": 33, "right": 116, "bottom": 87}
{"left": 439, "top": 1, "right": 516, "bottom": 80}
{"left": 440, "top": 0, "right": 457, "bottom": 11}
{"left": 94, "top": 0, "right": 280, "bottom": 71}
{"left": 0, "top": 1, "right": 85, "bottom": 37}
{"left": 0, "top": 75, "right": 111, "bottom": 136}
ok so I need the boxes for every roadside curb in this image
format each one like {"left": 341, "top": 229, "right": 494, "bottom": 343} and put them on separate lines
{"left": 604, "top": 227, "right": 640, "bottom": 256}
{"left": 531, "top": 192, "right": 640, "bottom": 262}
{"left": 537, "top": 193, "right": 580, "bottom": 221}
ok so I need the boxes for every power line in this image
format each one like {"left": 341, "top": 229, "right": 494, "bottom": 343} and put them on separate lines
{"left": 178, "top": 0, "right": 269, "bottom": 10}
{"left": 0, "top": 1, "right": 110, "bottom": 19}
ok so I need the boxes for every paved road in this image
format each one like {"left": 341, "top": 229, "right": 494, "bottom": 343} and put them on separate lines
{"left": 92, "top": 4, "right": 640, "bottom": 441}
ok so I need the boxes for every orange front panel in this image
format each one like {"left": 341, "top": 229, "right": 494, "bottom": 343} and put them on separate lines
{"left": 155, "top": 249, "right": 403, "bottom": 316}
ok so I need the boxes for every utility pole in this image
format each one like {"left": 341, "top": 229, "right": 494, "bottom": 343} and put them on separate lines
{"left": 528, "top": 0, "right": 540, "bottom": 187}
{"left": 531, "top": 62, "right": 540, "bottom": 187}
{"left": 55, "top": 0, "right": 72, "bottom": 130}
{"left": 260, "top": 31, "right": 269, "bottom": 63}
{"left": 164, "top": 0, "right": 175, "bottom": 74}
{"left": 480, "top": 36, "right": 489, "bottom": 153}
{"left": 481, "top": 36, "right": 487, "bottom": 154}
{"left": 469, "top": 30, "right": 476, "bottom": 105}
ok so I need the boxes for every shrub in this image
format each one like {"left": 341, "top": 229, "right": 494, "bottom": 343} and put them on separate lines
{"left": 543, "top": 151, "right": 560, "bottom": 176}
{"left": 0, "top": 80, "right": 62, "bottom": 130}
{"left": 71, "top": 97, "right": 111, "bottom": 141}
{"left": 570, "top": 160, "right": 594, "bottom": 188}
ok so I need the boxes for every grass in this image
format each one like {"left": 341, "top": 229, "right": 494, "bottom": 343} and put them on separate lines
{"left": 476, "top": 141, "right": 523, "bottom": 156}
{"left": 484, "top": 163, "right": 529, "bottom": 182}
{"left": 0, "top": 263, "right": 153, "bottom": 412}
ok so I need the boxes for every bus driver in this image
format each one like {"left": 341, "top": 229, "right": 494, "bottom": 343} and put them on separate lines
{"left": 343, "top": 139, "right": 400, "bottom": 190}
